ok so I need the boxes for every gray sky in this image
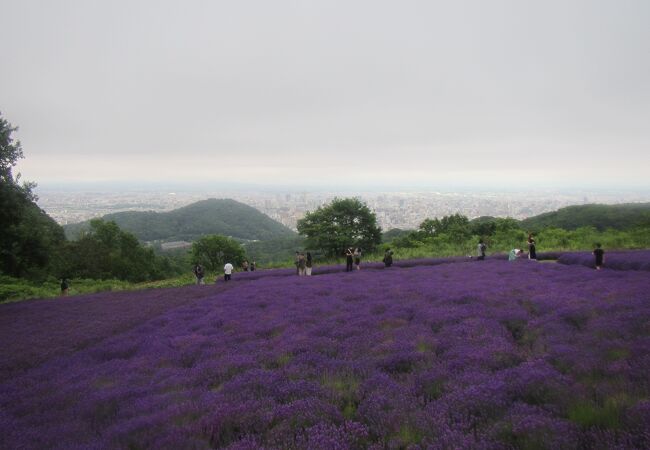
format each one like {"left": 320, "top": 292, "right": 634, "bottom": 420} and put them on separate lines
{"left": 2, "top": 0, "right": 649, "bottom": 189}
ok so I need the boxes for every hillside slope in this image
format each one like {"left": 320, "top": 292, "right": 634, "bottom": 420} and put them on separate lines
{"left": 2, "top": 261, "right": 649, "bottom": 448}
{"left": 64, "top": 198, "right": 297, "bottom": 242}
{"left": 520, "top": 202, "right": 650, "bottom": 231}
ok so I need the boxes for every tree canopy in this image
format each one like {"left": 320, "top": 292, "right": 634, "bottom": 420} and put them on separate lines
{"left": 61, "top": 219, "right": 170, "bottom": 282}
{"left": 297, "top": 198, "right": 382, "bottom": 257}
{"left": 191, "top": 235, "right": 246, "bottom": 272}
{"left": 1, "top": 113, "right": 65, "bottom": 278}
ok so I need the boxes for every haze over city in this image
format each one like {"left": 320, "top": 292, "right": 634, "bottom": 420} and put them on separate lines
{"left": 2, "top": 0, "right": 649, "bottom": 191}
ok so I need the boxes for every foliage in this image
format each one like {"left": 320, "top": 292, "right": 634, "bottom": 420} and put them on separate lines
{"left": 520, "top": 203, "right": 650, "bottom": 231}
{"left": 382, "top": 228, "right": 411, "bottom": 242}
{"left": 0, "top": 113, "right": 24, "bottom": 183}
{"left": 61, "top": 219, "right": 171, "bottom": 282}
{"left": 191, "top": 234, "right": 245, "bottom": 271}
{"left": 297, "top": 197, "right": 382, "bottom": 257}
{"left": 0, "top": 113, "right": 66, "bottom": 279}
{"left": 243, "top": 235, "right": 305, "bottom": 265}
{"left": 63, "top": 198, "right": 297, "bottom": 242}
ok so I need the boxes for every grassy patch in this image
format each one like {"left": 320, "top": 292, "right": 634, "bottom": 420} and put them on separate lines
{"left": 568, "top": 395, "right": 630, "bottom": 429}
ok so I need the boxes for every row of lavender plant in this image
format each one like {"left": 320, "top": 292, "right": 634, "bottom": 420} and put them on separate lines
{"left": 558, "top": 250, "right": 650, "bottom": 271}
{"left": 0, "top": 285, "right": 232, "bottom": 382}
{"left": 1, "top": 260, "right": 649, "bottom": 448}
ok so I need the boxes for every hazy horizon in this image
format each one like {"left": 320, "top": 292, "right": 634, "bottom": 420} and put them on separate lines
{"left": 2, "top": 0, "right": 649, "bottom": 189}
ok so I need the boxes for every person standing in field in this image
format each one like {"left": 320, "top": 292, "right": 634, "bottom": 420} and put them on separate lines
{"left": 223, "top": 262, "right": 234, "bottom": 282}
{"left": 242, "top": 260, "right": 249, "bottom": 271}
{"left": 527, "top": 233, "right": 537, "bottom": 260}
{"left": 477, "top": 240, "right": 487, "bottom": 260}
{"left": 193, "top": 264, "right": 205, "bottom": 285}
{"left": 354, "top": 247, "right": 362, "bottom": 270}
{"left": 305, "top": 252, "right": 313, "bottom": 276}
{"left": 593, "top": 243, "right": 605, "bottom": 270}
{"left": 294, "top": 251, "right": 300, "bottom": 275}
{"left": 250, "top": 261, "right": 256, "bottom": 271}
{"left": 60, "top": 278, "right": 69, "bottom": 296}
{"left": 297, "top": 252, "right": 307, "bottom": 276}
{"left": 345, "top": 247, "right": 354, "bottom": 272}
{"left": 383, "top": 248, "right": 393, "bottom": 267}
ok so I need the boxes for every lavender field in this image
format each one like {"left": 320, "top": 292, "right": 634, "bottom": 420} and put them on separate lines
{"left": 2, "top": 259, "right": 650, "bottom": 449}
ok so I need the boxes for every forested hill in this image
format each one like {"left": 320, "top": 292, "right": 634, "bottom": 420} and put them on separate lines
{"left": 520, "top": 203, "right": 650, "bottom": 231}
{"left": 63, "top": 198, "right": 297, "bottom": 242}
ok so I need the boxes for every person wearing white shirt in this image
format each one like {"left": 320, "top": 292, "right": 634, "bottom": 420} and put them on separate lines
{"left": 223, "top": 262, "right": 234, "bottom": 282}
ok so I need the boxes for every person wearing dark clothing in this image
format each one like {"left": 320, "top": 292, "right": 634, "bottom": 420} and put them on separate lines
{"left": 242, "top": 260, "right": 249, "bottom": 271}
{"left": 527, "top": 234, "right": 537, "bottom": 260}
{"left": 305, "top": 252, "right": 313, "bottom": 276}
{"left": 60, "top": 278, "right": 69, "bottom": 296}
{"left": 593, "top": 243, "right": 605, "bottom": 270}
{"left": 193, "top": 264, "right": 205, "bottom": 285}
{"left": 294, "top": 251, "right": 300, "bottom": 275}
{"left": 345, "top": 248, "right": 354, "bottom": 272}
{"left": 383, "top": 248, "right": 393, "bottom": 267}
{"left": 250, "top": 261, "right": 256, "bottom": 271}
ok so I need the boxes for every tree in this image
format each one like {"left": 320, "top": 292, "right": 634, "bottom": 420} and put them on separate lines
{"left": 1, "top": 113, "right": 24, "bottom": 183}
{"left": 1, "top": 113, "right": 65, "bottom": 278}
{"left": 63, "top": 219, "right": 164, "bottom": 282}
{"left": 297, "top": 198, "right": 382, "bottom": 257}
{"left": 418, "top": 214, "right": 471, "bottom": 241}
{"left": 191, "top": 235, "right": 245, "bottom": 272}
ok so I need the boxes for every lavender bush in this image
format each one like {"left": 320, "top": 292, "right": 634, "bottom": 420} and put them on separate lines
{"left": 1, "top": 260, "right": 650, "bottom": 449}
{"left": 558, "top": 250, "right": 650, "bottom": 271}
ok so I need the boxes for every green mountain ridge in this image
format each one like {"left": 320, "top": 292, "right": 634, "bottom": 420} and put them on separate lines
{"left": 63, "top": 198, "right": 297, "bottom": 242}
{"left": 520, "top": 202, "right": 650, "bottom": 231}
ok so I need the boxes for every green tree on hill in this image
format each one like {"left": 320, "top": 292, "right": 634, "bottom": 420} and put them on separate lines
{"left": 297, "top": 198, "right": 382, "bottom": 257}
{"left": 191, "top": 235, "right": 245, "bottom": 272}
{"left": 0, "top": 112, "right": 65, "bottom": 278}
{"left": 62, "top": 219, "right": 167, "bottom": 282}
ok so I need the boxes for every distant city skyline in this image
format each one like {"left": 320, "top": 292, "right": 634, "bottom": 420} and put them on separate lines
{"left": 2, "top": 1, "right": 649, "bottom": 189}
{"left": 36, "top": 185, "right": 650, "bottom": 231}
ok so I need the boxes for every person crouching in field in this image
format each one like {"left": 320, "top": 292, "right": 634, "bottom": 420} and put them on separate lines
{"left": 593, "top": 243, "right": 605, "bottom": 270}
{"left": 508, "top": 248, "right": 523, "bottom": 261}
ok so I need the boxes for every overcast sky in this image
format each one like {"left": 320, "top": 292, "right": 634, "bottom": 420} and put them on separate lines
{"left": 1, "top": 0, "right": 649, "bottom": 189}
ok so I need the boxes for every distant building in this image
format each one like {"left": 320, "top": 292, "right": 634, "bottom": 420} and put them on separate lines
{"left": 161, "top": 241, "right": 192, "bottom": 251}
